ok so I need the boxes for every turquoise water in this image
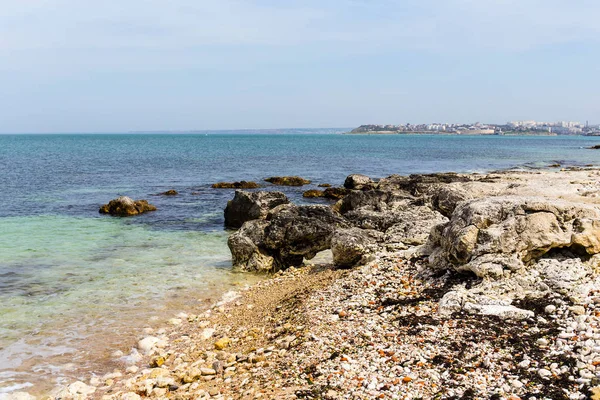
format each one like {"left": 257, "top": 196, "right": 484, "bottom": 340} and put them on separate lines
{"left": 0, "top": 131, "right": 599, "bottom": 394}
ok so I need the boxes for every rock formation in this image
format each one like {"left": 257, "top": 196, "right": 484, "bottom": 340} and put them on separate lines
{"left": 212, "top": 181, "right": 260, "bottom": 189}
{"left": 265, "top": 176, "right": 311, "bottom": 186}
{"left": 158, "top": 189, "right": 178, "bottom": 196}
{"left": 99, "top": 196, "right": 157, "bottom": 217}
{"left": 224, "top": 191, "right": 288, "bottom": 229}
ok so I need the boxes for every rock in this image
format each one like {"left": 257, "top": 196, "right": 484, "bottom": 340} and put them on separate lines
{"left": 544, "top": 304, "right": 556, "bottom": 314}
{"left": 1, "top": 393, "right": 36, "bottom": 400}
{"left": 212, "top": 181, "right": 260, "bottom": 189}
{"left": 318, "top": 183, "right": 332, "bottom": 187}
{"left": 214, "top": 337, "right": 231, "bottom": 350}
{"left": 427, "top": 196, "right": 600, "bottom": 278}
{"left": 331, "top": 228, "right": 382, "bottom": 268}
{"left": 158, "top": 189, "right": 178, "bottom": 196}
{"left": 138, "top": 336, "right": 160, "bottom": 355}
{"left": 224, "top": 190, "right": 289, "bottom": 228}
{"left": 431, "top": 185, "right": 473, "bottom": 217}
{"left": 201, "top": 328, "right": 215, "bottom": 340}
{"left": 570, "top": 305, "right": 586, "bottom": 315}
{"left": 303, "top": 190, "right": 324, "bottom": 198}
{"left": 120, "top": 393, "right": 141, "bottom": 400}
{"left": 228, "top": 205, "right": 350, "bottom": 271}
{"left": 56, "top": 381, "right": 96, "bottom": 399}
{"left": 343, "top": 174, "right": 374, "bottom": 190}
{"left": 99, "top": 196, "right": 157, "bottom": 217}
{"left": 538, "top": 368, "right": 552, "bottom": 379}
{"left": 438, "top": 289, "right": 534, "bottom": 320}
{"left": 200, "top": 368, "right": 216, "bottom": 376}
{"left": 384, "top": 207, "right": 447, "bottom": 245}
{"left": 323, "top": 187, "right": 349, "bottom": 200}
{"left": 588, "top": 144, "right": 600, "bottom": 149}
{"left": 265, "top": 176, "right": 311, "bottom": 186}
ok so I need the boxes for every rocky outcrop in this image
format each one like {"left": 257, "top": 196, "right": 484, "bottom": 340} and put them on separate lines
{"left": 588, "top": 144, "right": 600, "bottom": 149}
{"left": 228, "top": 205, "right": 350, "bottom": 272}
{"left": 344, "top": 174, "right": 374, "bottom": 190}
{"left": 212, "top": 181, "right": 260, "bottom": 189}
{"left": 303, "top": 190, "right": 324, "bottom": 198}
{"left": 265, "top": 176, "right": 311, "bottom": 186}
{"left": 99, "top": 196, "right": 157, "bottom": 217}
{"left": 224, "top": 191, "right": 289, "bottom": 229}
{"left": 427, "top": 196, "right": 600, "bottom": 279}
{"left": 331, "top": 228, "right": 382, "bottom": 268}
{"left": 158, "top": 189, "right": 178, "bottom": 196}
{"left": 303, "top": 188, "right": 349, "bottom": 200}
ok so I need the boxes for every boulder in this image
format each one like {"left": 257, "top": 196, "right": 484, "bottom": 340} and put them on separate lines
{"left": 158, "top": 189, "right": 178, "bottom": 196}
{"left": 323, "top": 187, "right": 349, "bottom": 200}
{"left": 265, "top": 176, "right": 311, "bottom": 186}
{"left": 431, "top": 185, "right": 473, "bottom": 217}
{"left": 228, "top": 205, "right": 350, "bottom": 271}
{"left": 427, "top": 196, "right": 600, "bottom": 278}
{"left": 99, "top": 196, "right": 157, "bottom": 217}
{"left": 303, "top": 189, "right": 325, "bottom": 198}
{"left": 343, "top": 174, "right": 374, "bottom": 190}
{"left": 331, "top": 228, "right": 383, "bottom": 267}
{"left": 384, "top": 208, "right": 448, "bottom": 246}
{"left": 212, "top": 181, "right": 260, "bottom": 189}
{"left": 588, "top": 144, "right": 600, "bottom": 149}
{"left": 224, "top": 191, "right": 288, "bottom": 229}
{"left": 318, "top": 183, "right": 332, "bottom": 188}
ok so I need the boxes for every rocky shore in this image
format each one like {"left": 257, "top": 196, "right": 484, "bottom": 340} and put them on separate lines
{"left": 9, "top": 168, "right": 600, "bottom": 400}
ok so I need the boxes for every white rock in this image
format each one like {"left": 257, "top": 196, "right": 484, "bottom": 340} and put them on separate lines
{"left": 139, "top": 338, "right": 162, "bottom": 358}
{"left": 120, "top": 393, "right": 141, "bottom": 400}
{"left": 126, "top": 366, "right": 139, "bottom": 374}
{"left": 544, "top": 304, "right": 556, "bottom": 314}
{"left": 201, "top": 328, "right": 215, "bottom": 340}
{"left": 168, "top": 318, "right": 182, "bottom": 326}
{"left": 538, "top": 369, "right": 552, "bottom": 379}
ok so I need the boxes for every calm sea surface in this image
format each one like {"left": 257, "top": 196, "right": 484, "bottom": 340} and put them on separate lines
{"left": 0, "top": 130, "right": 599, "bottom": 394}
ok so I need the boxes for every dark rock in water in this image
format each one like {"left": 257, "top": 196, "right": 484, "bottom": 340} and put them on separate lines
{"left": 331, "top": 228, "right": 383, "bottom": 268}
{"left": 303, "top": 190, "right": 325, "bottom": 198}
{"left": 228, "top": 205, "right": 350, "bottom": 272}
{"left": 159, "top": 189, "right": 178, "bottom": 196}
{"left": 224, "top": 190, "right": 288, "bottom": 229}
{"left": 344, "top": 174, "right": 374, "bottom": 190}
{"left": 265, "top": 176, "right": 311, "bottom": 186}
{"left": 99, "top": 196, "right": 157, "bottom": 217}
{"left": 323, "top": 187, "right": 349, "bottom": 200}
{"left": 212, "top": 181, "right": 260, "bottom": 189}
{"left": 588, "top": 144, "right": 600, "bottom": 149}
{"left": 318, "top": 183, "right": 332, "bottom": 188}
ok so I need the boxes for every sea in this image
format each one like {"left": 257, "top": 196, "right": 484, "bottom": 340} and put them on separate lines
{"left": 0, "top": 130, "right": 599, "bottom": 395}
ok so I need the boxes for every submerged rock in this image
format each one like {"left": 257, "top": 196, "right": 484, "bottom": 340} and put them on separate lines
{"left": 224, "top": 190, "right": 289, "bottom": 229}
{"left": 212, "top": 181, "right": 260, "bottom": 189}
{"left": 303, "top": 189, "right": 325, "bottom": 198}
{"left": 158, "top": 189, "right": 178, "bottom": 196}
{"left": 99, "top": 196, "right": 157, "bottom": 217}
{"left": 265, "top": 176, "right": 311, "bottom": 186}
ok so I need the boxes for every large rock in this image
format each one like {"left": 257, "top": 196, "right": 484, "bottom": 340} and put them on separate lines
{"left": 428, "top": 196, "right": 600, "bottom": 278}
{"left": 331, "top": 228, "right": 382, "bottom": 267}
{"left": 265, "top": 176, "right": 311, "bottom": 186}
{"left": 384, "top": 207, "right": 448, "bottom": 246}
{"left": 224, "top": 190, "right": 289, "bottom": 228}
{"left": 228, "top": 205, "right": 350, "bottom": 271}
{"left": 99, "top": 196, "right": 157, "bottom": 217}
{"left": 344, "top": 174, "right": 375, "bottom": 190}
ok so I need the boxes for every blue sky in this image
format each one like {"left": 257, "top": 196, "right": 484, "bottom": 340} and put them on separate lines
{"left": 0, "top": 0, "right": 599, "bottom": 132}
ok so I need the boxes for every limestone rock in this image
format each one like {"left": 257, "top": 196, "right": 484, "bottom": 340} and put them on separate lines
{"left": 99, "top": 196, "right": 157, "bottom": 217}
{"left": 224, "top": 190, "right": 288, "bottom": 228}
{"left": 265, "top": 176, "right": 311, "bottom": 186}
{"left": 331, "top": 228, "right": 382, "bottom": 268}
{"left": 303, "top": 189, "right": 324, "bottom": 198}
{"left": 428, "top": 196, "right": 600, "bottom": 278}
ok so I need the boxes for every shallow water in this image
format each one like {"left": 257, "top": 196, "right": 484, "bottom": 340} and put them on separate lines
{"left": 0, "top": 131, "right": 598, "bottom": 394}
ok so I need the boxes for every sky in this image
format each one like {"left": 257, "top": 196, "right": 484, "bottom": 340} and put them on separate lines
{"left": 0, "top": 0, "right": 599, "bottom": 133}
